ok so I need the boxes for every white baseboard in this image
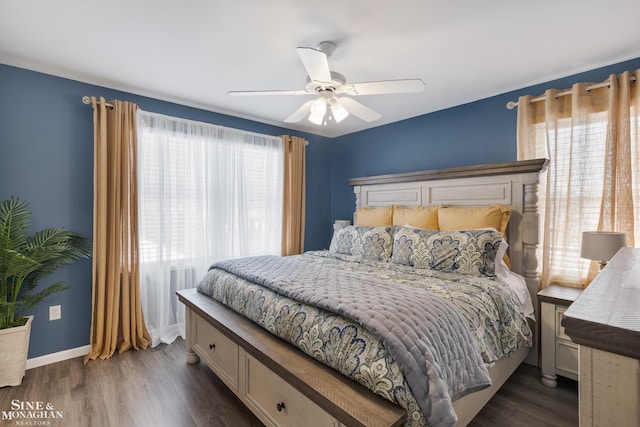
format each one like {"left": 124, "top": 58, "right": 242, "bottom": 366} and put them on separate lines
{"left": 26, "top": 345, "right": 91, "bottom": 370}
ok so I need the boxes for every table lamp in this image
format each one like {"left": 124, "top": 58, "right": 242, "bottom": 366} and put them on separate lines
{"left": 580, "top": 231, "right": 627, "bottom": 270}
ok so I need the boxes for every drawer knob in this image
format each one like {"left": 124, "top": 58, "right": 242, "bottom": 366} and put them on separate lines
{"left": 209, "top": 343, "right": 216, "bottom": 350}
{"left": 276, "top": 402, "right": 286, "bottom": 412}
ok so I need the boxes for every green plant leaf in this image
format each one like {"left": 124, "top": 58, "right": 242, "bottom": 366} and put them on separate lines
{"left": 0, "top": 197, "right": 91, "bottom": 329}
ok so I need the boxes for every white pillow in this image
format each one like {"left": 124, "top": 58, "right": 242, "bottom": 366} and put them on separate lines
{"left": 495, "top": 239, "right": 534, "bottom": 320}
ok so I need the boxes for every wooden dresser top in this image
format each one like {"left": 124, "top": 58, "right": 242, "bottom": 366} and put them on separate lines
{"left": 538, "top": 284, "right": 583, "bottom": 306}
{"left": 562, "top": 247, "right": 640, "bottom": 360}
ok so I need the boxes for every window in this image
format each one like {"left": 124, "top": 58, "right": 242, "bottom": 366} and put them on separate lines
{"left": 136, "top": 110, "right": 283, "bottom": 345}
{"left": 532, "top": 115, "right": 609, "bottom": 283}
{"left": 517, "top": 73, "right": 639, "bottom": 288}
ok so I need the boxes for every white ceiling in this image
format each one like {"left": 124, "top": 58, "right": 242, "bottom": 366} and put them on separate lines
{"left": 2, "top": 0, "right": 640, "bottom": 138}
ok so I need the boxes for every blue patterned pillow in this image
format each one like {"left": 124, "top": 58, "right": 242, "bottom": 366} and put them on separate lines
{"left": 391, "top": 227, "right": 503, "bottom": 277}
{"left": 329, "top": 225, "right": 395, "bottom": 262}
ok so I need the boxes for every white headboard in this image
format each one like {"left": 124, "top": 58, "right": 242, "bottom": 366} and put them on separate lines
{"left": 348, "top": 158, "right": 547, "bottom": 334}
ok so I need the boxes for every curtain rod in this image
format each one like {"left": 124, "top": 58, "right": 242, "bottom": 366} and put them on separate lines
{"left": 82, "top": 96, "right": 114, "bottom": 108}
{"left": 85, "top": 97, "right": 308, "bottom": 144}
{"left": 506, "top": 75, "right": 637, "bottom": 109}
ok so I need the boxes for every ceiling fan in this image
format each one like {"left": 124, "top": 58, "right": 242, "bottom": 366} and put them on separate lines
{"left": 228, "top": 41, "right": 425, "bottom": 125}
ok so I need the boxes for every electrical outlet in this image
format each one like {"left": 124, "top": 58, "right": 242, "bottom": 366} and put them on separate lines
{"left": 49, "top": 305, "right": 61, "bottom": 321}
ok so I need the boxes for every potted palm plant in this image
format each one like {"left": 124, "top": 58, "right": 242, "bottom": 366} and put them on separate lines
{"left": 0, "top": 197, "right": 91, "bottom": 386}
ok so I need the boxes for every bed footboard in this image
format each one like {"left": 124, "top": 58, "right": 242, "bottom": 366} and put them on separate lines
{"left": 177, "top": 288, "right": 406, "bottom": 427}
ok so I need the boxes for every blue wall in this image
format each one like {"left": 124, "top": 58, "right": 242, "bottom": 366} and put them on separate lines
{"left": 2, "top": 55, "right": 639, "bottom": 359}
{"left": 0, "top": 64, "right": 332, "bottom": 358}
{"left": 329, "top": 57, "right": 640, "bottom": 224}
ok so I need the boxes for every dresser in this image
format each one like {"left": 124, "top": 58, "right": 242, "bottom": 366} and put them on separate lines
{"left": 538, "top": 284, "right": 583, "bottom": 387}
{"left": 562, "top": 247, "right": 640, "bottom": 427}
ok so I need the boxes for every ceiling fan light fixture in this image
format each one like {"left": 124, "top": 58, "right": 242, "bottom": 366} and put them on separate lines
{"left": 331, "top": 99, "right": 349, "bottom": 123}
{"left": 308, "top": 112, "right": 324, "bottom": 125}
{"left": 308, "top": 98, "right": 326, "bottom": 125}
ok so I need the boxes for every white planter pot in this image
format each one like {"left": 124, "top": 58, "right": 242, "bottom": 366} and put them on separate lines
{"left": 0, "top": 315, "right": 33, "bottom": 387}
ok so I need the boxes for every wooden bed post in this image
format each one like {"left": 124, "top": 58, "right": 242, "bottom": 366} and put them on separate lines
{"left": 353, "top": 185, "right": 362, "bottom": 211}
{"left": 521, "top": 170, "right": 543, "bottom": 366}
{"left": 184, "top": 307, "right": 200, "bottom": 365}
{"left": 522, "top": 173, "right": 541, "bottom": 285}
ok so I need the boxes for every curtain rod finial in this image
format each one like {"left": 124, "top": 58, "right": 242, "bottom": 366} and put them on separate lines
{"left": 506, "top": 101, "right": 517, "bottom": 110}
{"left": 82, "top": 96, "right": 92, "bottom": 105}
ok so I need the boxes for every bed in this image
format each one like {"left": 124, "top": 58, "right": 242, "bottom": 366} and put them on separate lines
{"left": 177, "top": 158, "right": 547, "bottom": 427}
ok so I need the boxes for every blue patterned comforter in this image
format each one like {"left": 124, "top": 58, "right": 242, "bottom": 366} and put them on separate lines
{"left": 197, "top": 251, "right": 532, "bottom": 427}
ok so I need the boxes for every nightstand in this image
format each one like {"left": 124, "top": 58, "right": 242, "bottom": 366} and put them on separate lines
{"left": 537, "top": 284, "right": 583, "bottom": 387}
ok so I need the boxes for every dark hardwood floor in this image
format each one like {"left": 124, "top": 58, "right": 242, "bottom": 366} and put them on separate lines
{"left": 468, "top": 364, "right": 578, "bottom": 427}
{"left": 0, "top": 339, "right": 578, "bottom": 427}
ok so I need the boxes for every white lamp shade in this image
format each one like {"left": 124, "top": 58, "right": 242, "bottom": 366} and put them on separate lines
{"left": 331, "top": 100, "right": 349, "bottom": 123}
{"left": 308, "top": 98, "right": 327, "bottom": 124}
{"left": 580, "top": 231, "right": 627, "bottom": 261}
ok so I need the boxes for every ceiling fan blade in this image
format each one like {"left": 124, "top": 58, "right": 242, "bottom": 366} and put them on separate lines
{"left": 339, "top": 97, "right": 382, "bottom": 122}
{"left": 228, "top": 89, "right": 310, "bottom": 96}
{"left": 284, "top": 100, "right": 316, "bottom": 123}
{"left": 297, "top": 47, "right": 332, "bottom": 84}
{"left": 337, "top": 79, "right": 425, "bottom": 96}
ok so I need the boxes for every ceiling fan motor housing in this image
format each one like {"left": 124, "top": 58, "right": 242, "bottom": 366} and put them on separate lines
{"left": 306, "top": 71, "right": 346, "bottom": 93}
{"left": 316, "top": 41, "right": 336, "bottom": 57}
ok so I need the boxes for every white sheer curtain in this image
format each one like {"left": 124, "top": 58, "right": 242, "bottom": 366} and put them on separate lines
{"left": 517, "top": 70, "right": 639, "bottom": 288}
{"left": 136, "top": 110, "right": 284, "bottom": 346}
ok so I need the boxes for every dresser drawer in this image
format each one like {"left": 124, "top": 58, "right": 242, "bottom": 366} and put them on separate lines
{"left": 241, "top": 351, "right": 339, "bottom": 427}
{"left": 556, "top": 340, "right": 579, "bottom": 380}
{"left": 538, "top": 285, "right": 583, "bottom": 387}
{"left": 193, "top": 313, "right": 239, "bottom": 391}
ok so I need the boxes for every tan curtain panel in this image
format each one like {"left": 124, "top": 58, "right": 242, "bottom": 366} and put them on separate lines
{"left": 85, "top": 97, "right": 151, "bottom": 363}
{"left": 517, "top": 70, "right": 639, "bottom": 288}
{"left": 281, "top": 135, "right": 307, "bottom": 256}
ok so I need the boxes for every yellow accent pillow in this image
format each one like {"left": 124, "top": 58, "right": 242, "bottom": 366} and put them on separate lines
{"left": 354, "top": 207, "right": 393, "bottom": 226}
{"left": 438, "top": 204, "right": 512, "bottom": 267}
{"left": 392, "top": 205, "right": 439, "bottom": 230}
{"left": 437, "top": 204, "right": 511, "bottom": 234}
